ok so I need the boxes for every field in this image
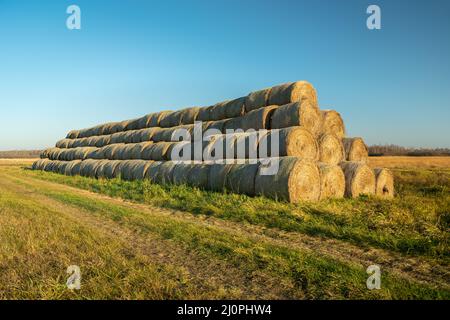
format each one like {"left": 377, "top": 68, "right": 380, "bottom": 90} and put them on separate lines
{"left": 0, "top": 157, "right": 448, "bottom": 299}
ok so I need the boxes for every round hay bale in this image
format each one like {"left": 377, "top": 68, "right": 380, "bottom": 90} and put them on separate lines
{"left": 318, "top": 133, "right": 345, "bottom": 165}
{"left": 270, "top": 101, "right": 322, "bottom": 136}
{"left": 115, "top": 144, "right": 136, "bottom": 160}
{"left": 245, "top": 88, "right": 271, "bottom": 113}
{"left": 374, "top": 168, "right": 394, "bottom": 198}
{"left": 204, "top": 120, "right": 228, "bottom": 135}
{"left": 66, "top": 130, "right": 80, "bottom": 139}
{"left": 109, "top": 122, "right": 127, "bottom": 134}
{"left": 149, "top": 111, "right": 174, "bottom": 127}
{"left": 321, "top": 110, "right": 345, "bottom": 138}
{"left": 208, "top": 162, "right": 234, "bottom": 191}
{"left": 241, "top": 105, "right": 278, "bottom": 131}
{"left": 87, "top": 148, "right": 105, "bottom": 160}
{"left": 145, "top": 161, "right": 163, "bottom": 182}
{"left": 101, "top": 144, "right": 124, "bottom": 160}
{"left": 187, "top": 163, "right": 211, "bottom": 189}
{"left": 149, "top": 142, "right": 173, "bottom": 161}
{"left": 72, "top": 137, "right": 87, "bottom": 148}
{"left": 318, "top": 164, "right": 345, "bottom": 200}
{"left": 197, "top": 106, "right": 214, "bottom": 122}
{"left": 210, "top": 101, "right": 229, "bottom": 120}
{"left": 342, "top": 137, "right": 368, "bottom": 162}
{"left": 79, "top": 159, "right": 100, "bottom": 177}
{"left": 172, "top": 161, "right": 197, "bottom": 185}
{"left": 129, "top": 142, "right": 148, "bottom": 159}
{"left": 118, "top": 160, "right": 153, "bottom": 181}
{"left": 179, "top": 107, "right": 200, "bottom": 125}
{"left": 56, "top": 139, "right": 71, "bottom": 149}
{"left": 101, "top": 160, "right": 121, "bottom": 179}
{"left": 110, "top": 132, "right": 127, "bottom": 144}
{"left": 232, "top": 132, "right": 263, "bottom": 160}
{"left": 125, "top": 118, "right": 141, "bottom": 131}
{"left": 152, "top": 128, "right": 174, "bottom": 142}
{"left": 70, "top": 160, "right": 83, "bottom": 176}
{"left": 268, "top": 81, "right": 318, "bottom": 108}
{"left": 146, "top": 161, "right": 176, "bottom": 185}
{"left": 160, "top": 110, "right": 183, "bottom": 128}
{"left": 225, "top": 163, "right": 259, "bottom": 196}
{"left": 86, "top": 136, "right": 99, "bottom": 147}
{"left": 92, "top": 160, "right": 111, "bottom": 178}
{"left": 139, "top": 128, "right": 158, "bottom": 142}
{"left": 223, "top": 117, "right": 244, "bottom": 132}
{"left": 64, "top": 160, "right": 82, "bottom": 176}
{"left": 255, "top": 157, "right": 321, "bottom": 203}
{"left": 74, "top": 147, "right": 98, "bottom": 160}
{"left": 339, "top": 161, "right": 376, "bottom": 198}
{"left": 32, "top": 159, "right": 50, "bottom": 170}
{"left": 259, "top": 127, "right": 318, "bottom": 160}
{"left": 96, "top": 135, "right": 111, "bottom": 148}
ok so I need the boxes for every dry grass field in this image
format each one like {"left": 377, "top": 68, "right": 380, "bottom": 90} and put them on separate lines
{"left": 0, "top": 157, "right": 448, "bottom": 299}
{"left": 369, "top": 156, "right": 450, "bottom": 169}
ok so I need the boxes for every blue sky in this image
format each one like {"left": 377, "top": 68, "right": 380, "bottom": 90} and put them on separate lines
{"left": 0, "top": 0, "right": 449, "bottom": 150}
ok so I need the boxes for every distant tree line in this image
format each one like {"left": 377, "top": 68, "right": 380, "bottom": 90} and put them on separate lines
{"left": 369, "top": 145, "right": 450, "bottom": 156}
{"left": 0, "top": 150, "right": 42, "bottom": 159}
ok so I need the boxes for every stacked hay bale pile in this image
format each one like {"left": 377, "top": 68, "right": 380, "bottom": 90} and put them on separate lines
{"left": 33, "top": 81, "right": 394, "bottom": 203}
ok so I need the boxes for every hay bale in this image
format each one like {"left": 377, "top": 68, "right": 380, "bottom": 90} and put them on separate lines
{"left": 101, "top": 144, "right": 125, "bottom": 160}
{"left": 342, "top": 137, "right": 368, "bottom": 162}
{"left": 224, "top": 97, "right": 246, "bottom": 118}
{"left": 318, "top": 133, "right": 345, "bottom": 165}
{"left": 146, "top": 161, "right": 176, "bottom": 185}
{"left": 148, "top": 142, "right": 174, "bottom": 161}
{"left": 187, "top": 163, "right": 211, "bottom": 189}
{"left": 241, "top": 105, "right": 279, "bottom": 131}
{"left": 118, "top": 160, "right": 152, "bottom": 181}
{"left": 321, "top": 110, "right": 345, "bottom": 138}
{"left": 172, "top": 161, "right": 196, "bottom": 185}
{"left": 197, "top": 106, "right": 214, "bottom": 122}
{"left": 208, "top": 162, "right": 233, "bottom": 191}
{"left": 66, "top": 130, "right": 80, "bottom": 139}
{"left": 225, "top": 163, "right": 259, "bottom": 195}
{"left": 92, "top": 160, "right": 111, "bottom": 178}
{"left": 32, "top": 159, "right": 51, "bottom": 170}
{"left": 125, "top": 118, "right": 141, "bottom": 131}
{"left": 114, "top": 144, "right": 136, "bottom": 160}
{"left": 159, "top": 110, "right": 183, "bottom": 128}
{"left": 210, "top": 98, "right": 245, "bottom": 120}
{"left": 318, "top": 164, "right": 345, "bottom": 200}
{"left": 179, "top": 107, "right": 200, "bottom": 125}
{"left": 100, "top": 160, "right": 121, "bottom": 179}
{"left": 270, "top": 102, "right": 321, "bottom": 136}
{"left": 204, "top": 119, "right": 228, "bottom": 134}
{"left": 139, "top": 128, "right": 158, "bottom": 142}
{"left": 259, "top": 127, "right": 318, "bottom": 160}
{"left": 268, "top": 81, "right": 318, "bottom": 107}
{"left": 374, "top": 168, "right": 394, "bottom": 198}
{"left": 154, "top": 111, "right": 174, "bottom": 128}
{"left": 79, "top": 159, "right": 100, "bottom": 177}
{"left": 245, "top": 88, "right": 271, "bottom": 112}
{"left": 339, "top": 161, "right": 376, "bottom": 198}
{"left": 56, "top": 139, "right": 71, "bottom": 149}
{"left": 110, "top": 132, "right": 127, "bottom": 144}
{"left": 222, "top": 117, "right": 243, "bottom": 132}
{"left": 64, "top": 160, "right": 82, "bottom": 176}
{"left": 255, "top": 157, "right": 321, "bottom": 202}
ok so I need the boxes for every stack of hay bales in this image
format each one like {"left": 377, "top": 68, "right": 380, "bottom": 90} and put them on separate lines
{"left": 33, "top": 81, "right": 394, "bottom": 203}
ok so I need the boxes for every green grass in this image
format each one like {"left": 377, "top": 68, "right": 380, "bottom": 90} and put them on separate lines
{"left": 23, "top": 166, "right": 450, "bottom": 263}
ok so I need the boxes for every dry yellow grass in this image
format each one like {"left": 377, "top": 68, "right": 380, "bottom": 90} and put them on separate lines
{"left": 369, "top": 156, "right": 450, "bottom": 169}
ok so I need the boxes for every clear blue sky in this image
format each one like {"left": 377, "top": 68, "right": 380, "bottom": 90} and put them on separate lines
{"left": 1, "top": 0, "right": 449, "bottom": 150}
